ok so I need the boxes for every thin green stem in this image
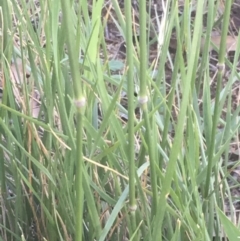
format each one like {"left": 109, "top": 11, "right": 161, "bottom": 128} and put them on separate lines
{"left": 0, "top": 0, "right": 12, "bottom": 59}
{"left": 139, "top": 0, "right": 158, "bottom": 219}
{"left": 60, "top": 1, "right": 85, "bottom": 240}
{"left": 75, "top": 111, "right": 84, "bottom": 240}
{"left": 124, "top": 0, "right": 137, "bottom": 237}
{"left": 204, "top": 0, "right": 232, "bottom": 198}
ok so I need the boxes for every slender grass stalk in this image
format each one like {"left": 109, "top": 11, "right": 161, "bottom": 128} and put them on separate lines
{"left": 0, "top": 0, "right": 12, "bottom": 204}
{"left": 138, "top": 0, "right": 158, "bottom": 219}
{"left": 60, "top": 1, "right": 85, "bottom": 240}
{"left": 204, "top": 0, "right": 232, "bottom": 198}
{"left": 0, "top": 0, "right": 12, "bottom": 60}
{"left": 156, "top": 1, "right": 177, "bottom": 168}
{"left": 124, "top": 0, "right": 137, "bottom": 237}
{"left": 0, "top": 6, "right": 6, "bottom": 199}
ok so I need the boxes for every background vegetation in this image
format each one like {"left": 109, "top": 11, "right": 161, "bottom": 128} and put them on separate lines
{"left": 0, "top": 0, "right": 240, "bottom": 240}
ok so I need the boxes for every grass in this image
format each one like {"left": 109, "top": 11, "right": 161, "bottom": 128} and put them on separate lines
{"left": 0, "top": 0, "right": 240, "bottom": 240}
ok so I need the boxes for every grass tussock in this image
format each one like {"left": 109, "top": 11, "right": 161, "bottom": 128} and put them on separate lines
{"left": 0, "top": 0, "right": 240, "bottom": 241}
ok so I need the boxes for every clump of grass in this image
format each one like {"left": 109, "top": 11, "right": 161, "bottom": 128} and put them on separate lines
{"left": 0, "top": 0, "right": 240, "bottom": 241}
